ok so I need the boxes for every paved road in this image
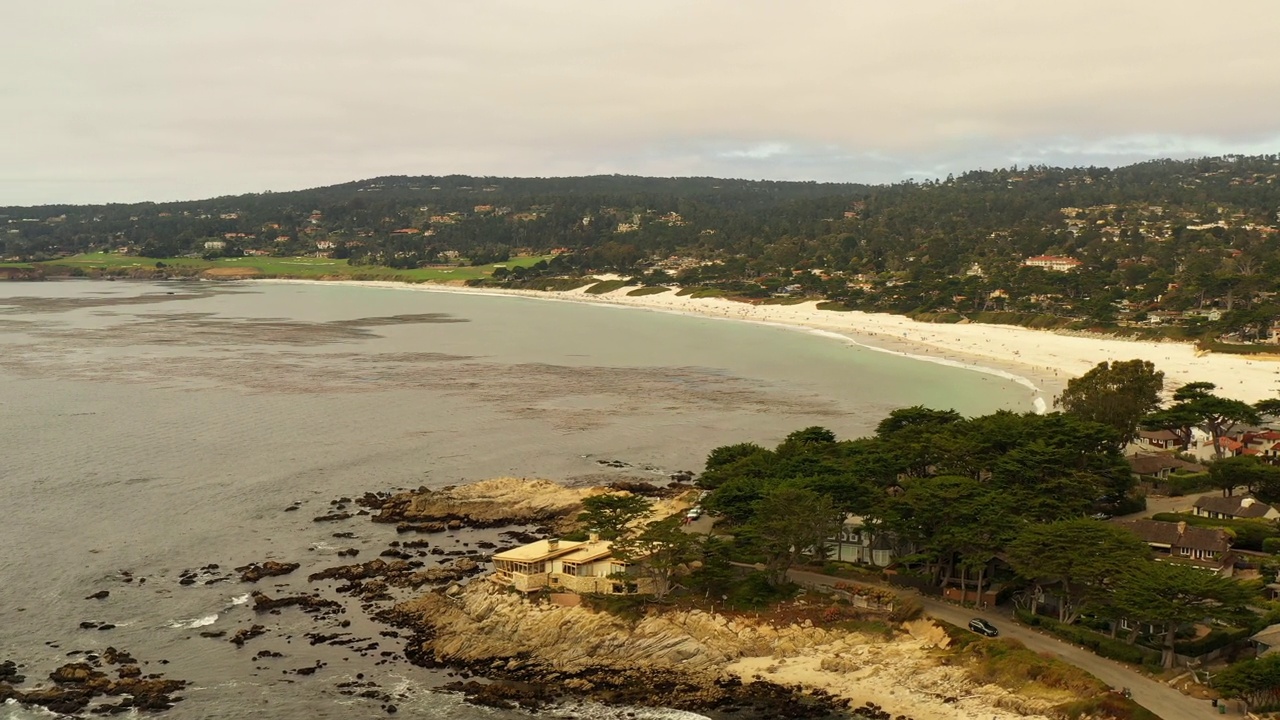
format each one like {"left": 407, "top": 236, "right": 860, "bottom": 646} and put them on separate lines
{"left": 786, "top": 568, "right": 1233, "bottom": 720}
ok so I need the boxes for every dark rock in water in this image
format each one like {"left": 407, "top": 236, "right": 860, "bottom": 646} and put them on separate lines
{"left": 309, "top": 558, "right": 408, "bottom": 583}
{"left": 236, "top": 561, "right": 301, "bottom": 583}
{"left": 97, "top": 624, "right": 116, "bottom": 631}
{"left": 199, "top": 631, "right": 226, "bottom": 639}
{"left": 332, "top": 532, "right": 357, "bottom": 539}
{"left": 396, "top": 522, "right": 446, "bottom": 534}
{"left": 250, "top": 591, "right": 343, "bottom": 616}
{"left": 85, "top": 590, "right": 110, "bottom": 601}
{"left": 283, "top": 505, "right": 301, "bottom": 512}
{"left": 79, "top": 622, "right": 100, "bottom": 630}
{"left": 102, "top": 648, "right": 136, "bottom": 666}
{"left": 1, "top": 660, "right": 26, "bottom": 684}
{"left": 337, "top": 548, "right": 360, "bottom": 557}
{"left": 230, "top": 625, "right": 267, "bottom": 648}
{"left": 253, "top": 650, "right": 284, "bottom": 660}
{"left": 313, "top": 512, "right": 353, "bottom": 523}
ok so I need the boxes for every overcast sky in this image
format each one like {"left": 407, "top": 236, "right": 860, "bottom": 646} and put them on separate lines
{"left": 2, "top": 1, "right": 1278, "bottom": 205}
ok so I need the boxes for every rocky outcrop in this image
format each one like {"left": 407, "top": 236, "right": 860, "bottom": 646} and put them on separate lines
{"left": 364, "top": 477, "right": 601, "bottom": 529}
{"left": 237, "top": 561, "right": 300, "bottom": 583}
{"left": 0, "top": 648, "right": 186, "bottom": 715}
{"left": 385, "top": 584, "right": 1053, "bottom": 720}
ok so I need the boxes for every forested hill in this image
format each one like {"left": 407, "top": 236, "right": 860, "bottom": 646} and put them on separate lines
{"left": 6, "top": 155, "right": 1280, "bottom": 343}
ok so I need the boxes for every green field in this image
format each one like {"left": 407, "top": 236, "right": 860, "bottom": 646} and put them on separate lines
{"left": 11, "top": 253, "right": 553, "bottom": 282}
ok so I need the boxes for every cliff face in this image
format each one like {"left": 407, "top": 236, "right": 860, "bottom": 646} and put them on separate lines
{"left": 398, "top": 586, "right": 1057, "bottom": 720}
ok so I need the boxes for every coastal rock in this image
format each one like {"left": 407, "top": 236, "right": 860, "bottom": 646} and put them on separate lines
{"left": 236, "top": 561, "right": 301, "bottom": 583}
{"left": 250, "top": 591, "right": 344, "bottom": 616}
{"left": 230, "top": 625, "right": 267, "bottom": 648}
{"left": 1, "top": 650, "right": 188, "bottom": 716}
{"left": 85, "top": 590, "right": 110, "bottom": 600}
{"left": 0, "top": 660, "right": 25, "bottom": 684}
{"left": 370, "top": 477, "right": 600, "bottom": 530}
{"left": 384, "top": 583, "right": 1051, "bottom": 720}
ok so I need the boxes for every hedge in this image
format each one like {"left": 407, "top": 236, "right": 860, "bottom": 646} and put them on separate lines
{"left": 1016, "top": 610, "right": 1161, "bottom": 666}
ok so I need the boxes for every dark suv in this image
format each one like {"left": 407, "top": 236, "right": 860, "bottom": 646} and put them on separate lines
{"left": 968, "top": 618, "right": 999, "bottom": 637}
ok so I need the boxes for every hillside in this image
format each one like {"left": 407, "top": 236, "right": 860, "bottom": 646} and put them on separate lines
{"left": 5, "top": 156, "right": 1280, "bottom": 343}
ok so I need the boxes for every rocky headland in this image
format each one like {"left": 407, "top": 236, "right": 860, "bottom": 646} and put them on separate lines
{"left": 382, "top": 580, "right": 1059, "bottom": 720}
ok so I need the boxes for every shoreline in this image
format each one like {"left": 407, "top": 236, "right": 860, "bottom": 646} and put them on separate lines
{"left": 254, "top": 278, "right": 1071, "bottom": 413}
{"left": 252, "top": 275, "right": 1280, "bottom": 408}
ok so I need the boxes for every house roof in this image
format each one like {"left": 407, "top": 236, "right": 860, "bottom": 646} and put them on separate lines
{"left": 1115, "top": 519, "right": 1232, "bottom": 554}
{"left": 492, "top": 539, "right": 585, "bottom": 562}
{"left": 1218, "top": 437, "right": 1245, "bottom": 451}
{"left": 1251, "top": 624, "right": 1280, "bottom": 653}
{"left": 556, "top": 540, "right": 618, "bottom": 564}
{"left": 1127, "top": 453, "right": 1205, "bottom": 475}
{"left": 1138, "top": 429, "right": 1181, "bottom": 442}
{"left": 1193, "top": 494, "right": 1276, "bottom": 519}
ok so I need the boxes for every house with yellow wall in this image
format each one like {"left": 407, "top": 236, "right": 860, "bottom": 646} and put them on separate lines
{"left": 491, "top": 534, "right": 652, "bottom": 595}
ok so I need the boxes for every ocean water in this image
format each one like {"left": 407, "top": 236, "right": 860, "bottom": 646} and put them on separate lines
{"left": 0, "top": 280, "right": 1033, "bottom": 719}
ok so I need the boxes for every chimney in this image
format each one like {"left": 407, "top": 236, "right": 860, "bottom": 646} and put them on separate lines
{"left": 1176, "top": 521, "right": 1187, "bottom": 537}
{"left": 589, "top": 532, "right": 600, "bottom": 544}
{"left": 547, "top": 538, "right": 559, "bottom": 551}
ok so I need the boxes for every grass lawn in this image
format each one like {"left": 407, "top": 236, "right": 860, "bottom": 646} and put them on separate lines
{"left": 28, "top": 253, "right": 553, "bottom": 282}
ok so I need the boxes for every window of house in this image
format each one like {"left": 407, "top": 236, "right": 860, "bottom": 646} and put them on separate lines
{"left": 1179, "top": 547, "right": 1191, "bottom": 556}
{"left": 562, "top": 563, "right": 578, "bottom": 576}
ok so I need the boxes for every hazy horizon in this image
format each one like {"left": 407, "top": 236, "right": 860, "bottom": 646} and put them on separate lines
{"left": 3, "top": 1, "right": 1278, "bottom": 205}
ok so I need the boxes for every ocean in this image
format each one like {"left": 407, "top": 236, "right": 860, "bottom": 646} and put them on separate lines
{"left": 0, "top": 280, "right": 1035, "bottom": 719}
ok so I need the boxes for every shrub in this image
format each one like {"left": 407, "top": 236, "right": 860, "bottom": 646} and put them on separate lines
{"left": 1016, "top": 610, "right": 1161, "bottom": 666}
{"left": 1262, "top": 537, "right": 1280, "bottom": 554}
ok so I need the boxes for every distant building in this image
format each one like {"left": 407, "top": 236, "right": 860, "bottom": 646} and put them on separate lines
{"left": 1023, "top": 255, "right": 1082, "bottom": 272}
{"left": 203, "top": 240, "right": 226, "bottom": 251}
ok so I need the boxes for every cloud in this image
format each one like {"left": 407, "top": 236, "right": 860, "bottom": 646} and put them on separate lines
{"left": 1, "top": 0, "right": 1277, "bottom": 203}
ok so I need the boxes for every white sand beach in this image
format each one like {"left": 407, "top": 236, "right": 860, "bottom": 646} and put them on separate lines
{"left": 260, "top": 279, "right": 1280, "bottom": 408}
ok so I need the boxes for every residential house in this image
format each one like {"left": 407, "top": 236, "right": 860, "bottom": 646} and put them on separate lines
{"left": 1114, "top": 519, "right": 1234, "bottom": 575}
{"left": 203, "top": 240, "right": 226, "bottom": 251}
{"left": 1192, "top": 495, "right": 1280, "bottom": 522}
{"left": 829, "top": 515, "right": 917, "bottom": 568}
{"left": 1023, "top": 255, "right": 1083, "bottom": 272}
{"left": 1249, "top": 624, "right": 1280, "bottom": 656}
{"left": 1136, "top": 429, "right": 1181, "bottom": 450}
{"left": 490, "top": 535, "right": 652, "bottom": 595}
{"left": 1127, "top": 453, "right": 1204, "bottom": 481}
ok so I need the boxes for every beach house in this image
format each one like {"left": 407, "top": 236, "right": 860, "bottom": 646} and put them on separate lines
{"left": 490, "top": 535, "right": 652, "bottom": 595}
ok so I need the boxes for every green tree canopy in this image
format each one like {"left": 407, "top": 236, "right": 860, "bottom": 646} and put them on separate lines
{"left": 748, "top": 487, "right": 842, "bottom": 586}
{"left": 1111, "top": 560, "right": 1259, "bottom": 668}
{"left": 1056, "top": 359, "right": 1165, "bottom": 446}
{"left": 577, "top": 493, "right": 652, "bottom": 540}
{"left": 610, "top": 516, "right": 704, "bottom": 600}
{"left": 1006, "top": 519, "right": 1150, "bottom": 623}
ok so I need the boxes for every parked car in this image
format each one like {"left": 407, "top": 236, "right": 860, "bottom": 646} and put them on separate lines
{"left": 968, "top": 618, "right": 999, "bottom": 637}
{"left": 686, "top": 507, "right": 702, "bottom": 520}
